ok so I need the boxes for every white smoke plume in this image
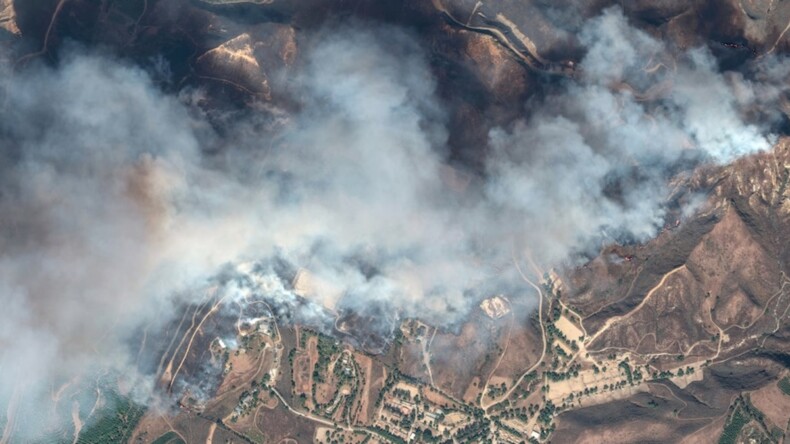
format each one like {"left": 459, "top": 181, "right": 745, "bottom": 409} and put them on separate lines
{"left": 0, "top": 8, "right": 785, "bottom": 440}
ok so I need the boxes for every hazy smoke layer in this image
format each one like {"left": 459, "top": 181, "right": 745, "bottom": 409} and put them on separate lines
{"left": 0, "top": 8, "right": 784, "bottom": 439}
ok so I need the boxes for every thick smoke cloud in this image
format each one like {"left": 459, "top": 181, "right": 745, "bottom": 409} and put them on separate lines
{"left": 486, "top": 8, "right": 777, "bottom": 263}
{"left": 0, "top": 8, "right": 784, "bottom": 440}
{"left": 0, "top": 52, "right": 236, "bottom": 438}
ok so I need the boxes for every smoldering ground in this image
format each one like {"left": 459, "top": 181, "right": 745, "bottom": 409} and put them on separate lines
{"left": 0, "top": 7, "right": 786, "bottom": 440}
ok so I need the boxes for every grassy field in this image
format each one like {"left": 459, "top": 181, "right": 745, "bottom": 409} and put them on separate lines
{"left": 151, "top": 431, "right": 187, "bottom": 444}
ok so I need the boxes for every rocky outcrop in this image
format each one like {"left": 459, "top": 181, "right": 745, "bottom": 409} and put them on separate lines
{"left": 0, "top": 0, "right": 19, "bottom": 36}
{"left": 195, "top": 24, "right": 296, "bottom": 99}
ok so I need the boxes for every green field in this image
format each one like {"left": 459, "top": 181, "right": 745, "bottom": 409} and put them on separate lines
{"left": 719, "top": 406, "right": 750, "bottom": 444}
{"left": 778, "top": 377, "right": 790, "bottom": 396}
{"left": 75, "top": 391, "right": 146, "bottom": 444}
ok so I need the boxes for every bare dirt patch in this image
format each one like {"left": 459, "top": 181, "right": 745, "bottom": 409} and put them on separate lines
{"left": 556, "top": 315, "right": 584, "bottom": 343}
{"left": 490, "top": 323, "right": 541, "bottom": 381}
{"left": 255, "top": 401, "right": 317, "bottom": 443}
{"left": 216, "top": 346, "right": 261, "bottom": 397}
{"left": 351, "top": 352, "right": 373, "bottom": 424}
{"left": 293, "top": 354, "right": 312, "bottom": 397}
{"left": 364, "top": 362, "right": 387, "bottom": 424}
{"left": 750, "top": 380, "right": 790, "bottom": 429}
{"left": 462, "top": 376, "right": 483, "bottom": 404}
